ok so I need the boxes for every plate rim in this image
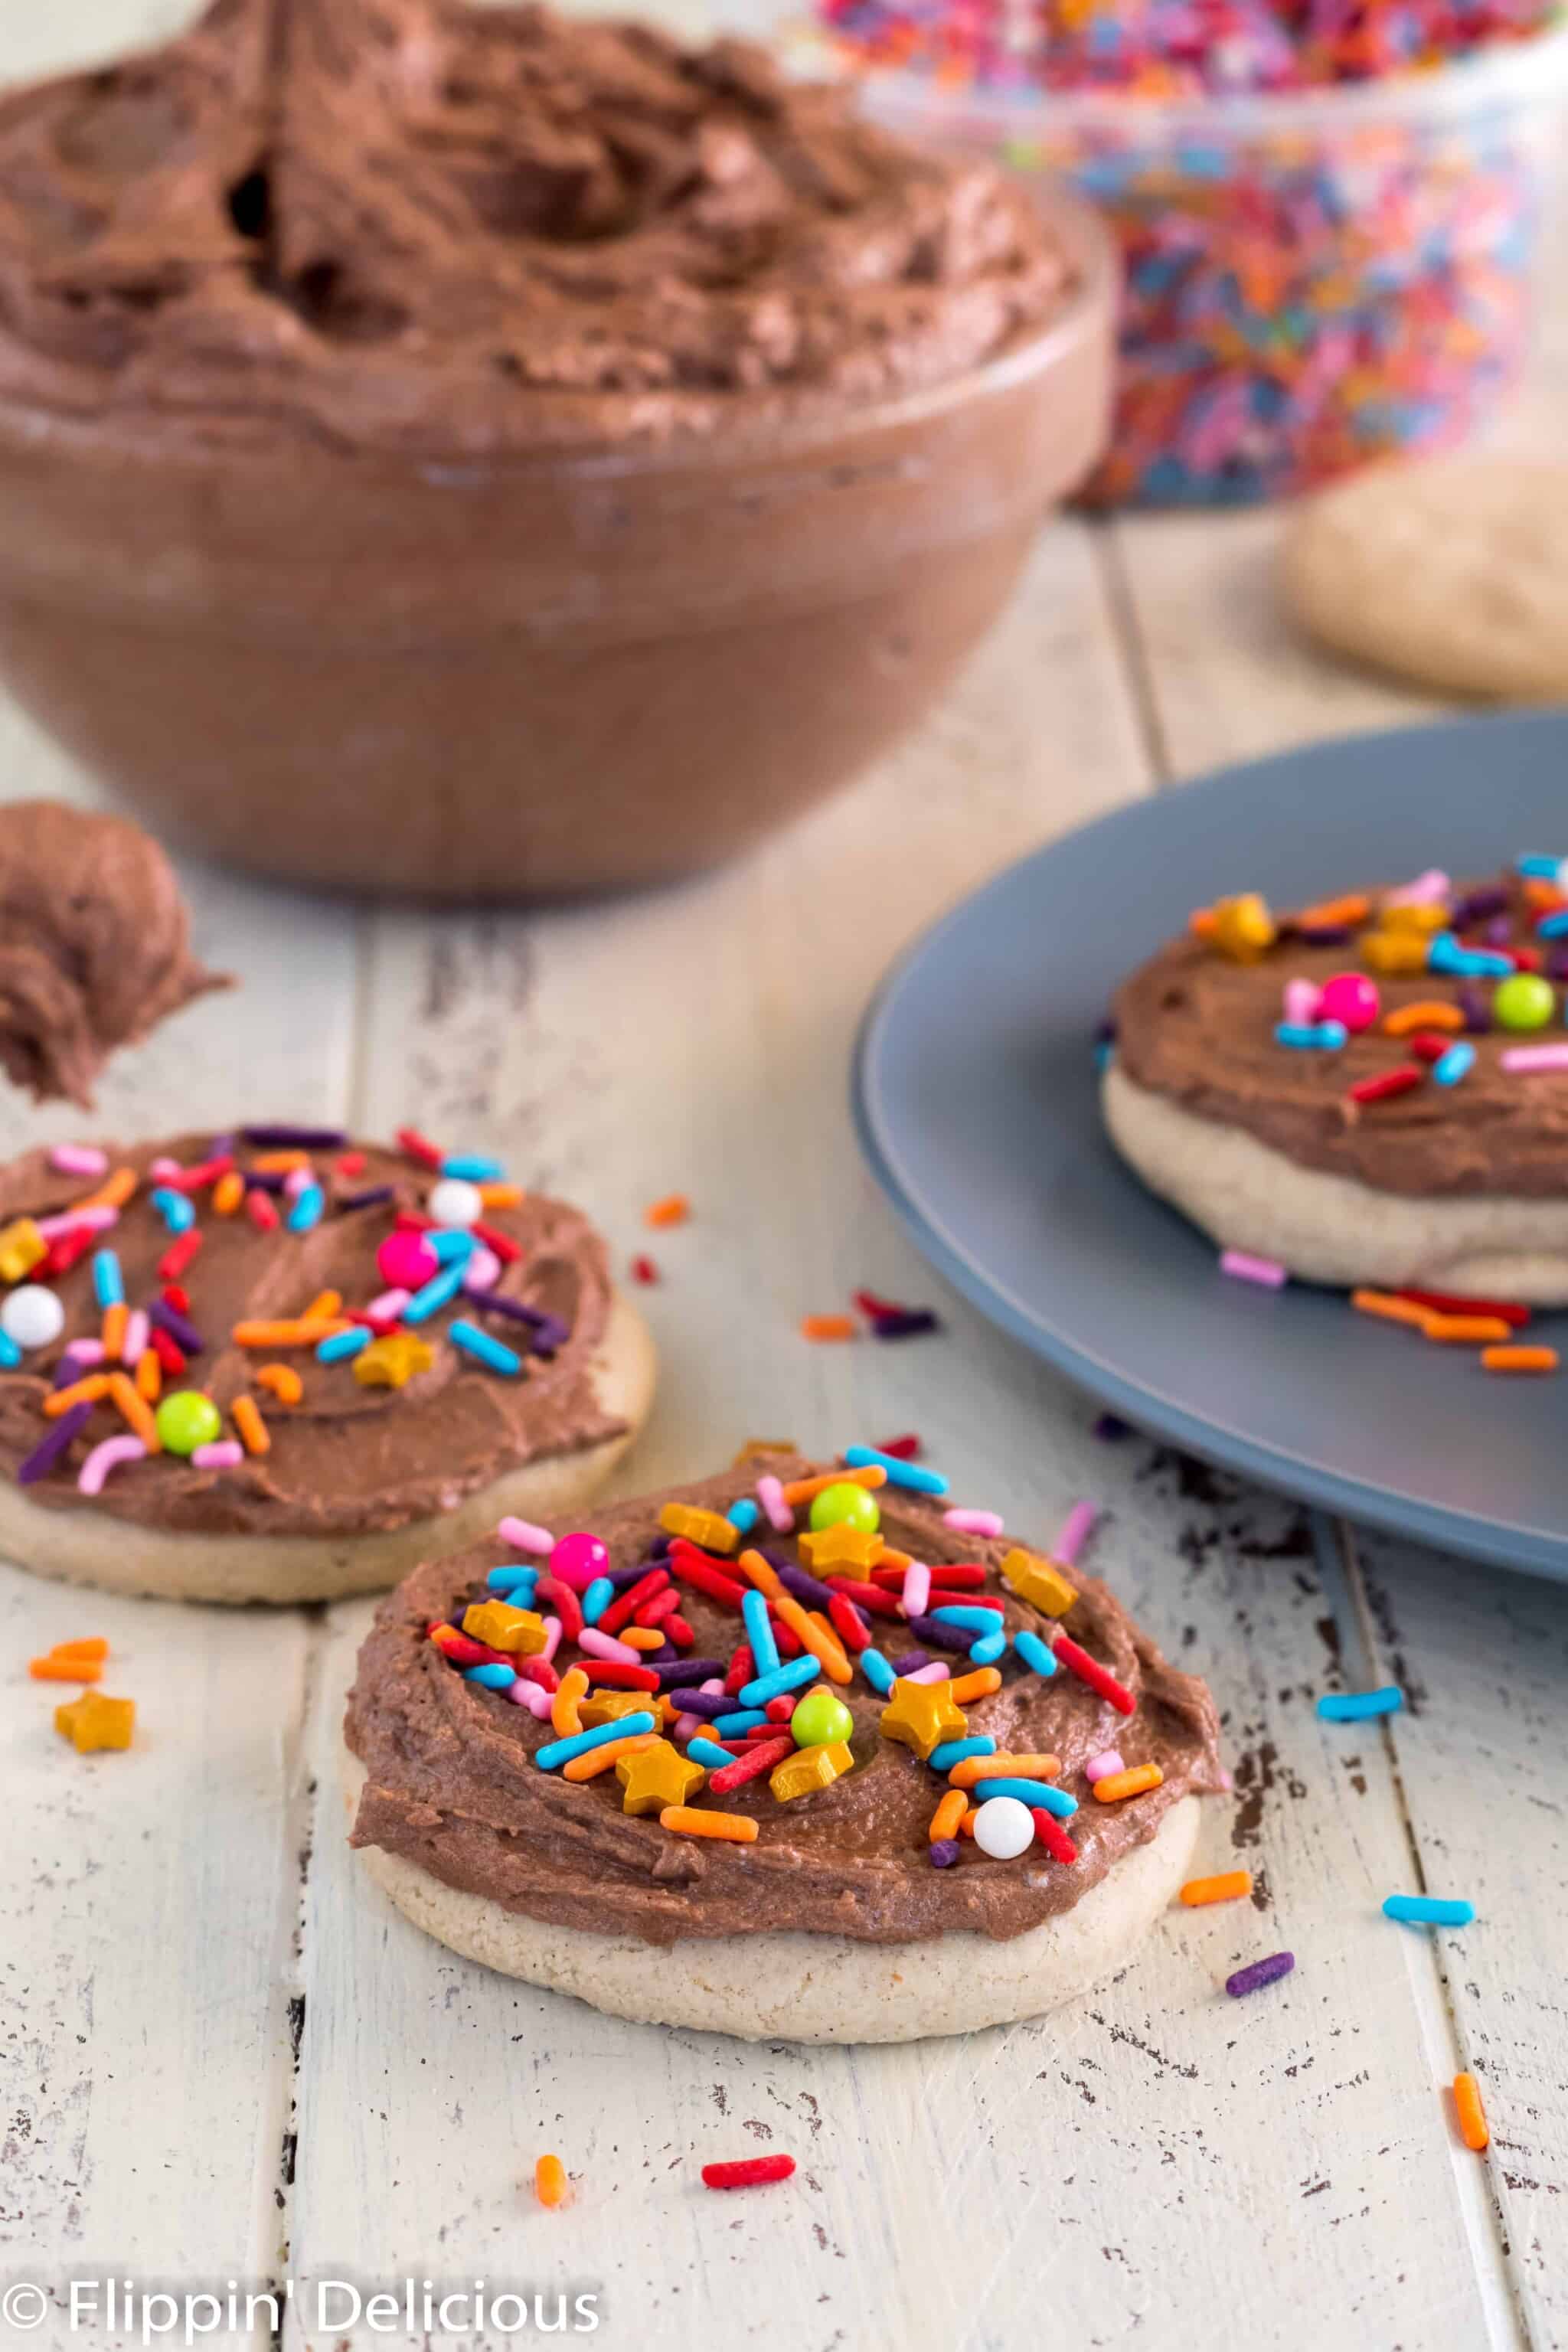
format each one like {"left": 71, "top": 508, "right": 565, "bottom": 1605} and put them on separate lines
{"left": 851, "top": 707, "right": 1568, "bottom": 1582}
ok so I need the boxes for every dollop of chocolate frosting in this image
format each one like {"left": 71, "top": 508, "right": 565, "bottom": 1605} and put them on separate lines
{"left": 0, "top": 1131, "right": 622, "bottom": 1534}
{"left": 345, "top": 1459, "right": 1223, "bottom": 1947}
{"left": 0, "top": 802, "right": 225, "bottom": 1106}
{"left": 0, "top": 0, "right": 1073, "bottom": 451}
{"left": 1114, "top": 874, "right": 1568, "bottom": 1198}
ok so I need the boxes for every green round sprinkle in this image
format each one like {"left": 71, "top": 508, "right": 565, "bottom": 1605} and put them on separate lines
{"left": 155, "top": 1390, "right": 222, "bottom": 1456}
{"left": 790, "top": 1687, "right": 854, "bottom": 1749}
{"left": 808, "top": 1480, "right": 880, "bottom": 1535}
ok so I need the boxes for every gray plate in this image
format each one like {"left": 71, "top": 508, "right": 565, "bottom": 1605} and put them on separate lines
{"left": 853, "top": 708, "right": 1568, "bottom": 1582}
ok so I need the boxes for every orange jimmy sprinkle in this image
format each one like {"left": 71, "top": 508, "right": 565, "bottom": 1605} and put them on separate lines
{"left": 644, "top": 1194, "right": 689, "bottom": 1229}
{"left": 1524, "top": 877, "right": 1567, "bottom": 912}
{"left": 929, "top": 1789, "right": 968, "bottom": 1843}
{"left": 479, "top": 1182, "right": 525, "bottom": 1209}
{"left": 46, "top": 1376, "right": 111, "bottom": 1417}
{"left": 1352, "top": 1289, "right": 1432, "bottom": 1330}
{"left": 805, "top": 1609, "right": 854, "bottom": 1678}
{"left": 1453, "top": 2072, "right": 1489, "bottom": 2152}
{"left": 949, "top": 1667, "right": 1003, "bottom": 1704}
{"left": 136, "top": 1348, "right": 162, "bottom": 1403}
{"left": 1188, "top": 909, "right": 1219, "bottom": 939}
{"left": 302, "top": 1291, "right": 343, "bottom": 1324}
{"left": 1180, "top": 1870, "right": 1253, "bottom": 1907}
{"left": 43, "top": 1637, "right": 108, "bottom": 1663}
{"left": 100, "top": 1302, "right": 129, "bottom": 1359}
{"left": 950, "top": 1753, "right": 1061, "bottom": 1788}
{"left": 773, "top": 1593, "right": 852, "bottom": 1684}
{"left": 80, "top": 1167, "right": 136, "bottom": 1212}
{"left": 1094, "top": 1762, "right": 1165, "bottom": 1802}
{"left": 1382, "top": 1000, "right": 1464, "bottom": 1037}
{"left": 534, "top": 2154, "right": 570, "bottom": 2210}
{"left": 659, "top": 1806, "right": 758, "bottom": 1842}
{"left": 29, "top": 1653, "right": 103, "bottom": 1683}
{"left": 781, "top": 1465, "right": 887, "bottom": 1505}
{"left": 232, "top": 1395, "right": 270, "bottom": 1456}
{"left": 562, "top": 1732, "right": 658, "bottom": 1782}
{"left": 737, "top": 1547, "right": 785, "bottom": 1601}
{"left": 1422, "top": 1313, "right": 1514, "bottom": 1344}
{"left": 550, "top": 1666, "right": 589, "bottom": 1740}
{"left": 233, "top": 1318, "right": 344, "bottom": 1347}
{"left": 959, "top": 1807, "right": 981, "bottom": 1838}
{"left": 1481, "top": 1345, "right": 1559, "bottom": 1374}
{"left": 256, "top": 1363, "right": 303, "bottom": 1405}
{"left": 799, "top": 1315, "right": 856, "bottom": 1343}
{"left": 253, "top": 1149, "right": 311, "bottom": 1173}
{"left": 1297, "top": 892, "right": 1370, "bottom": 928}
{"left": 213, "top": 1169, "right": 245, "bottom": 1216}
{"left": 109, "top": 1373, "right": 160, "bottom": 1452}
{"left": 619, "top": 1626, "right": 665, "bottom": 1653}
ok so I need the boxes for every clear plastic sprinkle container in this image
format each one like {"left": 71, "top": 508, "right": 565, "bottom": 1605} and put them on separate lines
{"left": 860, "top": 23, "right": 1568, "bottom": 505}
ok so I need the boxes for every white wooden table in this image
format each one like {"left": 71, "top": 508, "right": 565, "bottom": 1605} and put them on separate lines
{"left": 3, "top": 8, "right": 1566, "bottom": 2349}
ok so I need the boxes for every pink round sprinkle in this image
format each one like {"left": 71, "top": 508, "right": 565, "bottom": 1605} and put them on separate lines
{"left": 1316, "top": 973, "right": 1380, "bottom": 1034}
{"left": 497, "top": 1514, "right": 554, "bottom": 1556}
{"left": 192, "top": 1440, "right": 243, "bottom": 1469}
{"left": 1054, "top": 1501, "right": 1099, "bottom": 1568}
{"left": 49, "top": 1144, "right": 108, "bottom": 1178}
{"left": 578, "top": 1625, "right": 635, "bottom": 1666}
{"left": 120, "top": 1309, "right": 149, "bottom": 1367}
{"left": 366, "top": 1288, "right": 411, "bottom": 1321}
{"left": 77, "top": 1434, "right": 146, "bottom": 1494}
{"left": 901, "top": 1561, "right": 931, "bottom": 1619}
{"left": 1282, "top": 978, "right": 1321, "bottom": 1027}
{"left": 549, "top": 1530, "right": 609, "bottom": 1590}
{"left": 1220, "top": 1248, "right": 1289, "bottom": 1289}
{"left": 508, "top": 1678, "right": 554, "bottom": 1717}
{"left": 378, "top": 1231, "right": 439, "bottom": 1291}
{"left": 149, "top": 1156, "right": 183, "bottom": 1181}
{"left": 905, "top": 1661, "right": 952, "bottom": 1685}
{"left": 462, "top": 1246, "right": 505, "bottom": 1293}
{"left": 944, "top": 1507, "right": 1004, "bottom": 1538}
{"left": 756, "top": 1474, "right": 793, "bottom": 1533}
{"left": 1084, "top": 1749, "right": 1125, "bottom": 1784}
{"left": 539, "top": 1614, "right": 564, "bottom": 1664}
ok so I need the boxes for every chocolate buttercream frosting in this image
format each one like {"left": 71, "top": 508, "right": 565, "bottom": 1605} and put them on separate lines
{"left": 1114, "top": 872, "right": 1568, "bottom": 1198}
{"left": 0, "top": 0, "right": 1073, "bottom": 452}
{"left": 0, "top": 802, "right": 225, "bottom": 1106}
{"left": 0, "top": 1129, "right": 622, "bottom": 1534}
{"left": 345, "top": 1460, "right": 1223, "bottom": 1946}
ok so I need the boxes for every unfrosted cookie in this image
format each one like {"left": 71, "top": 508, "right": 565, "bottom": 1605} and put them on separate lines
{"left": 0, "top": 1126, "right": 654, "bottom": 1602}
{"left": 343, "top": 1452, "right": 1221, "bottom": 2043}
{"left": 1283, "top": 458, "right": 1568, "bottom": 701}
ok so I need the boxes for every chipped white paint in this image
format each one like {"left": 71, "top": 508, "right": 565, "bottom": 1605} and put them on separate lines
{"left": 0, "top": 6, "right": 1562, "bottom": 2350}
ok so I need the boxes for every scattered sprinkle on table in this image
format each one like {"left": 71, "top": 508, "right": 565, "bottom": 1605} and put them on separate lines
{"left": 1318, "top": 1687, "right": 1403, "bottom": 1722}
{"left": 1181, "top": 1870, "right": 1252, "bottom": 1907}
{"left": 534, "top": 2154, "right": 570, "bottom": 2209}
{"left": 643, "top": 1194, "right": 689, "bottom": 1229}
{"left": 1383, "top": 1895, "right": 1475, "bottom": 1927}
{"left": 701, "top": 2154, "right": 795, "bottom": 2191}
{"left": 1452, "top": 2072, "right": 1490, "bottom": 2152}
{"left": 1226, "top": 1951, "right": 1295, "bottom": 1999}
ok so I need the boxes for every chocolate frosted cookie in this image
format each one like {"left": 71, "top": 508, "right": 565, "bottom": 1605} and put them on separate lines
{"left": 343, "top": 1449, "right": 1220, "bottom": 2043}
{"left": 1105, "top": 861, "right": 1568, "bottom": 1300}
{"left": 0, "top": 1125, "right": 654, "bottom": 1601}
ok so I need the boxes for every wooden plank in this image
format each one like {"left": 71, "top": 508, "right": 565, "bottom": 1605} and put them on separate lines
{"left": 1339, "top": 1525, "right": 1568, "bottom": 2350}
{"left": 299, "top": 517, "right": 1503, "bottom": 2345}
{"left": 0, "top": 1573, "right": 311, "bottom": 2331}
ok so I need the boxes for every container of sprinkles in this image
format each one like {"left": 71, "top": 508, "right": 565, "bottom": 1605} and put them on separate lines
{"left": 822, "top": 10, "right": 1568, "bottom": 505}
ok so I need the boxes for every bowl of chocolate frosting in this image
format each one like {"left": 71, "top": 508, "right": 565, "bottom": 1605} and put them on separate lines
{"left": 0, "top": 0, "right": 1113, "bottom": 900}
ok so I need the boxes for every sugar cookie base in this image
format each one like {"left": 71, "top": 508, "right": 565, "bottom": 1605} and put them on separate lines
{"left": 1282, "top": 457, "right": 1568, "bottom": 701}
{"left": 0, "top": 1293, "right": 656, "bottom": 1605}
{"left": 341, "top": 1747, "right": 1200, "bottom": 2043}
{"left": 1105, "top": 1062, "right": 1568, "bottom": 1302}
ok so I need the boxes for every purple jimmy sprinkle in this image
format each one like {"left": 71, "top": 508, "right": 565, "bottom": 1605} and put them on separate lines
{"left": 337, "top": 1185, "right": 396, "bottom": 1212}
{"left": 207, "top": 1135, "right": 237, "bottom": 1159}
{"left": 52, "top": 1351, "right": 91, "bottom": 1390}
{"left": 871, "top": 1310, "right": 940, "bottom": 1341}
{"left": 19, "top": 1400, "right": 93, "bottom": 1485}
{"left": 654, "top": 1659, "right": 727, "bottom": 1690}
{"left": 648, "top": 1533, "right": 673, "bottom": 1560}
{"left": 148, "top": 1299, "right": 204, "bottom": 1356}
{"left": 1094, "top": 1412, "right": 1132, "bottom": 1442}
{"left": 1546, "top": 948, "right": 1568, "bottom": 983}
{"left": 929, "top": 1838, "right": 962, "bottom": 1869}
{"left": 1458, "top": 984, "right": 1492, "bottom": 1035}
{"left": 1295, "top": 924, "right": 1351, "bottom": 946}
{"left": 662, "top": 1681, "right": 732, "bottom": 1712}
{"left": 1450, "top": 886, "right": 1509, "bottom": 926}
{"left": 243, "top": 1170, "right": 288, "bottom": 1196}
{"left": 890, "top": 1649, "right": 930, "bottom": 1676}
{"left": 647, "top": 1642, "right": 681, "bottom": 1667}
{"left": 776, "top": 1563, "right": 835, "bottom": 1610}
{"left": 1483, "top": 914, "right": 1511, "bottom": 946}
{"left": 903, "top": 1613, "right": 976, "bottom": 1654}
{"left": 240, "top": 1125, "right": 346, "bottom": 1148}
{"left": 1226, "top": 1950, "right": 1295, "bottom": 1999}
{"left": 608, "top": 1560, "right": 661, "bottom": 1591}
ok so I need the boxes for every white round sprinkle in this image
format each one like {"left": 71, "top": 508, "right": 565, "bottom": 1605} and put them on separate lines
{"left": 972, "top": 1795, "right": 1034, "bottom": 1860}
{"left": 2, "top": 1284, "right": 65, "bottom": 1351}
{"left": 428, "top": 1178, "right": 485, "bottom": 1230}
